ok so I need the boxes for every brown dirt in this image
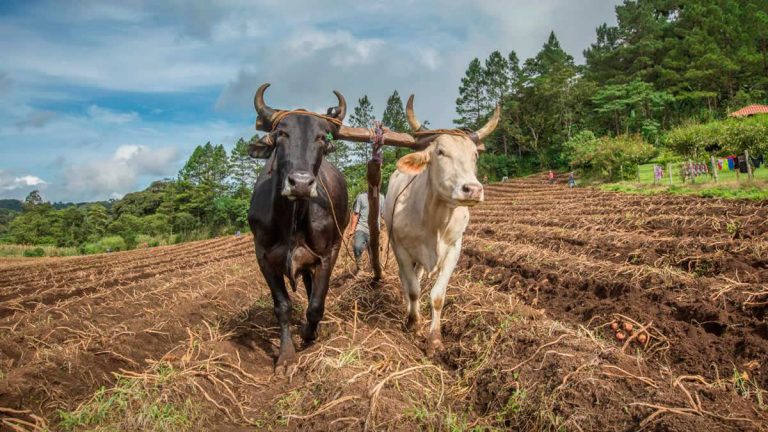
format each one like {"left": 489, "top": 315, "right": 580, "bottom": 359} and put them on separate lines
{"left": 0, "top": 176, "right": 766, "bottom": 431}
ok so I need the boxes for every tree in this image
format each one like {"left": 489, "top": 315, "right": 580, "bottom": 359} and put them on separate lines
{"left": 483, "top": 51, "right": 511, "bottom": 107}
{"left": 516, "top": 31, "right": 582, "bottom": 166}
{"left": 381, "top": 90, "right": 409, "bottom": 133}
{"left": 229, "top": 136, "right": 263, "bottom": 198}
{"left": 381, "top": 90, "right": 410, "bottom": 158}
{"left": 591, "top": 80, "right": 674, "bottom": 138}
{"left": 349, "top": 95, "right": 376, "bottom": 163}
{"left": 24, "top": 190, "right": 43, "bottom": 208}
{"left": 84, "top": 204, "right": 109, "bottom": 240}
{"left": 455, "top": 58, "right": 489, "bottom": 129}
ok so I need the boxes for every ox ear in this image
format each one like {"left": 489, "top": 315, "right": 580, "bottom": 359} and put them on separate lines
{"left": 248, "top": 135, "right": 274, "bottom": 159}
{"left": 396, "top": 150, "right": 431, "bottom": 175}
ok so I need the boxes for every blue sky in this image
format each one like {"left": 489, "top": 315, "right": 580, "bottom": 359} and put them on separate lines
{"left": 0, "top": 0, "right": 619, "bottom": 202}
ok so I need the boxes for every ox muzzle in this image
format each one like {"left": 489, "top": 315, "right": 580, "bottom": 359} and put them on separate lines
{"left": 282, "top": 171, "right": 318, "bottom": 199}
{"left": 453, "top": 182, "right": 484, "bottom": 206}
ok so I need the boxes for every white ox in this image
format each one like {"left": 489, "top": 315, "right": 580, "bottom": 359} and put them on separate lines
{"left": 384, "top": 96, "right": 500, "bottom": 355}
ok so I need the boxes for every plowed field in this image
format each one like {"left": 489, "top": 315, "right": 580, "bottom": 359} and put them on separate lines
{"left": 1, "top": 176, "right": 766, "bottom": 431}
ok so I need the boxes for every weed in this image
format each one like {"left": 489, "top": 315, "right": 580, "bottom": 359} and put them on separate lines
{"left": 496, "top": 389, "right": 527, "bottom": 424}
{"left": 58, "top": 375, "right": 195, "bottom": 432}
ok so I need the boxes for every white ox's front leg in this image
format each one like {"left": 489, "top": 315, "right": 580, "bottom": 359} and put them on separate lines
{"left": 427, "top": 239, "right": 462, "bottom": 356}
{"left": 393, "top": 243, "right": 423, "bottom": 331}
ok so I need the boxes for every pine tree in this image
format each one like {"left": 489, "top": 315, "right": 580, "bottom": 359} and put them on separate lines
{"left": 484, "top": 51, "right": 510, "bottom": 107}
{"left": 381, "top": 90, "right": 409, "bottom": 133}
{"left": 229, "top": 136, "right": 263, "bottom": 198}
{"left": 455, "top": 58, "right": 489, "bottom": 129}
{"left": 349, "top": 95, "right": 376, "bottom": 163}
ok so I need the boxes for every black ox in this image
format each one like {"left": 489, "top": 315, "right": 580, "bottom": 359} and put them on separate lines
{"left": 247, "top": 84, "right": 349, "bottom": 369}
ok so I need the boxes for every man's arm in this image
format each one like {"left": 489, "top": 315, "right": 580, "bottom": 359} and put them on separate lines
{"left": 347, "top": 212, "right": 358, "bottom": 237}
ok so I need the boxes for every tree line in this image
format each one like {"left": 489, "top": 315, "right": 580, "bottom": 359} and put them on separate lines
{"left": 0, "top": 140, "right": 262, "bottom": 253}
{"left": 453, "top": 0, "right": 768, "bottom": 180}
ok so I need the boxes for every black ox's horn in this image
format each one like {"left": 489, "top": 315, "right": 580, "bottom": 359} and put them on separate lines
{"left": 254, "top": 83, "right": 276, "bottom": 129}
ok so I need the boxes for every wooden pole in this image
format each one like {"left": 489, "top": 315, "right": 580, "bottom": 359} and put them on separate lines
{"left": 710, "top": 155, "right": 718, "bottom": 183}
{"left": 366, "top": 160, "right": 382, "bottom": 280}
{"left": 745, "top": 150, "right": 753, "bottom": 181}
{"left": 688, "top": 159, "right": 694, "bottom": 184}
{"left": 667, "top": 163, "right": 673, "bottom": 186}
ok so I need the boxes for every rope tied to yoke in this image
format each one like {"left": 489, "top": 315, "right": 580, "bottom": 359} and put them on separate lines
{"left": 413, "top": 128, "right": 481, "bottom": 144}
{"left": 257, "top": 110, "right": 343, "bottom": 146}
{"left": 268, "top": 109, "right": 343, "bottom": 130}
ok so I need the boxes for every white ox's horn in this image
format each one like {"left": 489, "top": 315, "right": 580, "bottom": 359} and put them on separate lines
{"left": 474, "top": 104, "right": 501, "bottom": 140}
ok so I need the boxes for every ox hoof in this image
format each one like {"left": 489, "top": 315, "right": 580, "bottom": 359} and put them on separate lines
{"left": 275, "top": 362, "right": 296, "bottom": 377}
{"left": 300, "top": 323, "right": 318, "bottom": 344}
{"left": 274, "top": 339, "right": 296, "bottom": 375}
{"left": 404, "top": 315, "right": 421, "bottom": 333}
{"left": 426, "top": 338, "right": 444, "bottom": 358}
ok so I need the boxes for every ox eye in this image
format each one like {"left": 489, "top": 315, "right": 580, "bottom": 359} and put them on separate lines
{"left": 277, "top": 130, "right": 289, "bottom": 139}
{"left": 437, "top": 149, "right": 445, "bottom": 157}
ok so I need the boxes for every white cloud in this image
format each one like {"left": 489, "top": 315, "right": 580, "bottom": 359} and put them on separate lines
{"left": 0, "top": 171, "right": 47, "bottom": 193}
{"left": 63, "top": 145, "right": 180, "bottom": 198}
{"left": 87, "top": 105, "right": 139, "bottom": 124}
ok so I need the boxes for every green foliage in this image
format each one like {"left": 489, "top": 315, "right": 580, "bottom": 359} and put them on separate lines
{"left": 229, "top": 136, "right": 263, "bottom": 198}
{"left": 349, "top": 95, "right": 376, "bottom": 163}
{"left": 665, "top": 116, "right": 768, "bottom": 157}
{"left": 567, "top": 133, "right": 657, "bottom": 180}
{"left": 478, "top": 153, "right": 519, "bottom": 181}
{"left": 381, "top": 90, "right": 409, "bottom": 133}
{"left": 58, "top": 370, "right": 196, "bottom": 431}
{"left": 22, "top": 247, "right": 45, "bottom": 257}
{"left": 99, "top": 236, "right": 127, "bottom": 252}
{"left": 601, "top": 183, "right": 768, "bottom": 200}
{"left": 455, "top": 58, "right": 491, "bottom": 129}
{"left": 449, "top": 1, "right": 768, "bottom": 172}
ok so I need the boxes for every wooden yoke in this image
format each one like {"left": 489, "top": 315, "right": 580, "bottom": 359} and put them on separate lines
{"left": 335, "top": 125, "right": 418, "bottom": 280}
{"left": 335, "top": 126, "right": 419, "bottom": 149}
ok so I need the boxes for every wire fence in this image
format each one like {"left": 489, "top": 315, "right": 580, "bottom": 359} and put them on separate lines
{"left": 635, "top": 154, "right": 766, "bottom": 186}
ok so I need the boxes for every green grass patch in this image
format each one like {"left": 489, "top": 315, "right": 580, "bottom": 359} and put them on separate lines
{"left": 0, "top": 244, "right": 80, "bottom": 257}
{"left": 58, "top": 364, "right": 198, "bottom": 431}
{"left": 601, "top": 181, "right": 768, "bottom": 200}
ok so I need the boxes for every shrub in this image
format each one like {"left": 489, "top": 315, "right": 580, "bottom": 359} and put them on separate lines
{"left": 567, "top": 133, "right": 656, "bottom": 180}
{"left": 23, "top": 247, "right": 46, "bottom": 257}
{"left": 98, "top": 236, "right": 127, "bottom": 252}
{"left": 664, "top": 115, "right": 768, "bottom": 158}
{"left": 80, "top": 243, "right": 104, "bottom": 255}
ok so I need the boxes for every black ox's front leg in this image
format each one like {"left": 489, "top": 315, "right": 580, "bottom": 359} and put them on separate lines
{"left": 300, "top": 245, "right": 339, "bottom": 343}
{"left": 256, "top": 250, "right": 295, "bottom": 370}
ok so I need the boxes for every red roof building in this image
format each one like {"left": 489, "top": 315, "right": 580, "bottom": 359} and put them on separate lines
{"left": 728, "top": 104, "right": 768, "bottom": 118}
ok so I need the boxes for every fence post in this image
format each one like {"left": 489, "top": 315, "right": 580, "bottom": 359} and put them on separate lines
{"left": 687, "top": 159, "right": 694, "bottom": 184}
{"left": 667, "top": 163, "right": 673, "bottom": 186}
{"left": 710, "top": 155, "right": 718, "bottom": 183}
{"left": 745, "top": 150, "right": 753, "bottom": 181}
{"left": 636, "top": 165, "right": 640, "bottom": 182}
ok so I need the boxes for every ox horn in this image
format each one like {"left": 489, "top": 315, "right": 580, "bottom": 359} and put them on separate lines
{"left": 254, "top": 83, "right": 276, "bottom": 122}
{"left": 406, "top": 94, "right": 423, "bottom": 132}
{"left": 474, "top": 104, "right": 501, "bottom": 140}
{"left": 328, "top": 90, "right": 347, "bottom": 121}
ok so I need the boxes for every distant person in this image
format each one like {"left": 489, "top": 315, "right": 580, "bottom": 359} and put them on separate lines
{"left": 347, "top": 192, "right": 385, "bottom": 273}
{"left": 482, "top": 175, "right": 488, "bottom": 184}
{"left": 548, "top": 170, "right": 555, "bottom": 185}
{"left": 568, "top": 172, "right": 576, "bottom": 188}
{"left": 235, "top": 230, "right": 241, "bottom": 237}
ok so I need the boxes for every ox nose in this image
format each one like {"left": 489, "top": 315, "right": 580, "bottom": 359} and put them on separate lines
{"left": 285, "top": 171, "right": 317, "bottom": 198}
{"left": 460, "top": 183, "right": 484, "bottom": 202}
